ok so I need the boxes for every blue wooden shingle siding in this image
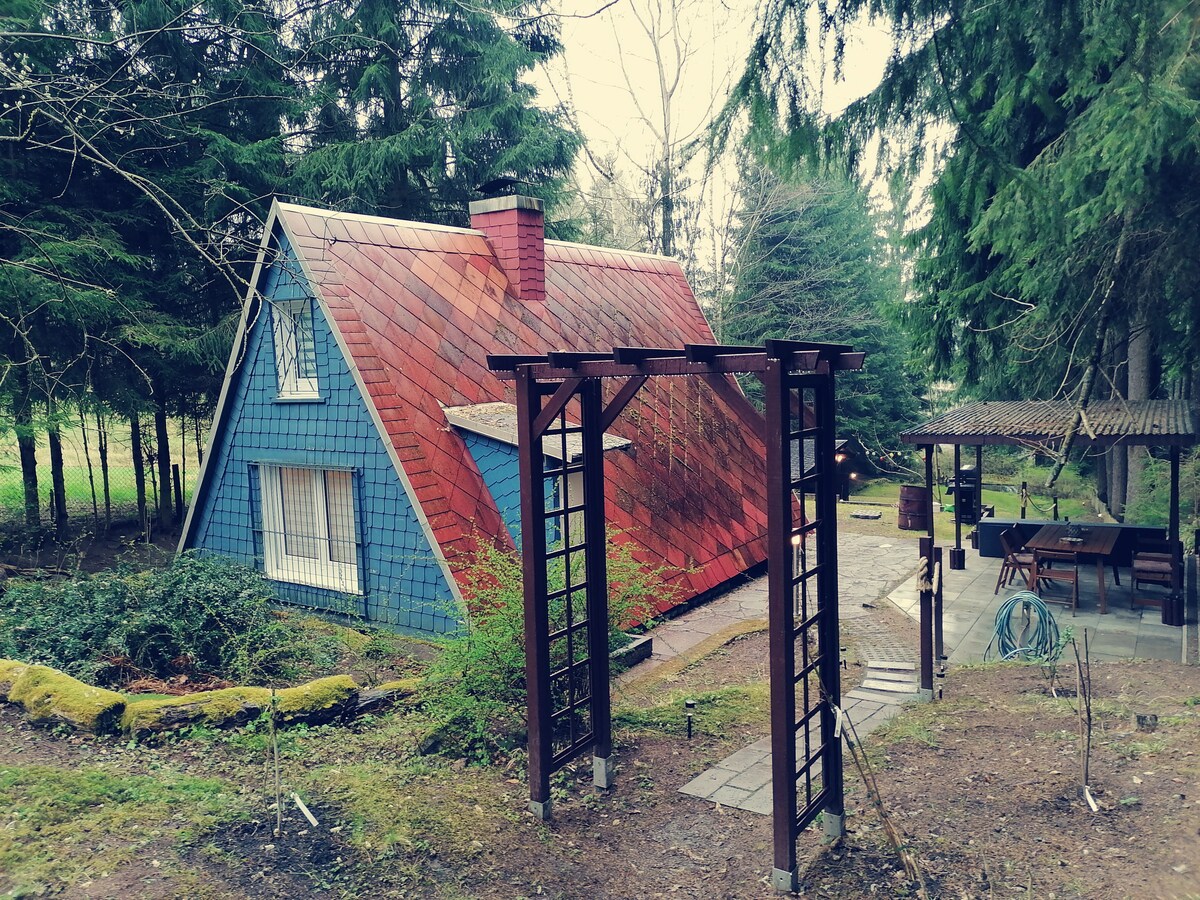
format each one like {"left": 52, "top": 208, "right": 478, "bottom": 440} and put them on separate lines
{"left": 456, "top": 430, "right": 561, "bottom": 550}
{"left": 460, "top": 431, "right": 522, "bottom": 544}
{"left": 185, "top": 233, "right": 460, "bottom": 634}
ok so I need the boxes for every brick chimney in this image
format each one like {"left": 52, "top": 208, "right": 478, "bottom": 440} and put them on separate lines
{"left": 469, "top": 195, "right": 545, "bottom": 302}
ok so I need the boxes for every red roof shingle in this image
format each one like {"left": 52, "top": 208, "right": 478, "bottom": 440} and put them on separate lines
{"left": 276, "top": 203, "right": 769, "bottom": 610}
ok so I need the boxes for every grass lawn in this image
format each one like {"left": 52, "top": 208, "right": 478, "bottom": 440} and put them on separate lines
{"left": 846, "top": 479, "right": 1095, "bottom": 545}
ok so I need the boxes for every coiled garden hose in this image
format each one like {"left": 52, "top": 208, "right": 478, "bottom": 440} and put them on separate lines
{"left": 984, "top": 591, "right": 1061, "bottom": 662}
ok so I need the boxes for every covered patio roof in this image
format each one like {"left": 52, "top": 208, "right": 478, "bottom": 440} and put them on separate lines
{"left": 900, "top": 399, "right": 1195, "bottom": 447}
{"left": 898, "top": 398, "right": 1192, "bottom": 626}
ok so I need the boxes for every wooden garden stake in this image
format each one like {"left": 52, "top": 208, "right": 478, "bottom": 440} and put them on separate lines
{"left": 1072, "top": 630, "right": 1094, "bottom": 807}
{"left": 271, "top": 687, "right": 282, "bottom": 837}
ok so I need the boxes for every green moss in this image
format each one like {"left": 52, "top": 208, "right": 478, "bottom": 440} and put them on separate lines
{"left": 120, "top": 686, "right": 267, "bottom": 733}
{"left": 301, "top": 758, "right": 495, "bottom": 871}
{"left": 275, "top": 674, "right": 357, "bottom": 719}
{"left": 6, "top": 664, "right": 126, "bottom": 734}
{"left": 0, "top": 763, "right": 241, "bottom": 895}
{"left": 374, "top": 677, "right": 421, "bottom": 696}
{"left": 121, "top": 675, "right": 360, "bottom": 734}
{"left": 0, "top": 658, "right": 28, "bottom": 699}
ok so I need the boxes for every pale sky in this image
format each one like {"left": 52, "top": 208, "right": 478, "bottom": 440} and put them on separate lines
{"left": 539, "top": 0, "right": 895, "bottom": 174}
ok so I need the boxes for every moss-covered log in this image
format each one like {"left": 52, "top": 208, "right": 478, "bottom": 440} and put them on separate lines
{"left": 121, "top": 675, "right": 360, "bottom": 737}
{"left": 0, "top": 660, "right": 423, "bottom": 738}
{"left": 352, "top": 678, "right": 421, "bottom": 716}
{"left": 4, "top": 663, "right": 127, "bottom": 733}
{"left": 0, "top": 659, "right": 26, "bottom": 700}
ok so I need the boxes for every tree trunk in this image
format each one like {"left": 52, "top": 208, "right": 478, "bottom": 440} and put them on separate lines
{"left": 1125, "top": 297, "right": 1152, "bottom": 514}
{"left": 130, "top": 412, "right": 147, "bottom": 533}
{"left": 79, "top": 405, "right": 99, "bottom": 524}
{"left": 1108, "top": 330, "right": 1128, "bottom": 520}
{"left": 96, "top": 411, "right": 111, "bottom": 531}
{"left": 153, "top": 392, "right": 174, "bottom": 529}
{"left": 660, "top": 160, "right": 675, "bottom": 257}
{"left": 46, "top": 404, "right": 68, "bottom": 539}
{"left": 11, "top": 371, "right": 40, "bottom": 529}
{"left": 1045, "top": 215, "right": 1134, "bottom": 492}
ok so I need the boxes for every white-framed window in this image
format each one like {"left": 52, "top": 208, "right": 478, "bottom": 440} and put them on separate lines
{"left": 271, "top": 299, "right": 319, "bottom": 398}
{"left": 259, "top": 465, "right": 360, "bottom": 593}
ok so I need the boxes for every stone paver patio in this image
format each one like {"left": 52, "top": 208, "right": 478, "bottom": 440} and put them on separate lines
{"left": 886, "top": 551, "right": 1188, "bottom": 665}
{"left": 665, "top": 533, "right": 1191, "bottom": 816}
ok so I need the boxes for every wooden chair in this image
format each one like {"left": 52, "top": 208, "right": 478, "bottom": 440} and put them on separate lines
{"left": 1033, "top": 548, "right": 1079, "bottom": 615}
{"left": 994, "top": 527, "right": 1036, "bottom": 594}
{"left": 1132, "top": 536, "right": 1177, "bottom": 610}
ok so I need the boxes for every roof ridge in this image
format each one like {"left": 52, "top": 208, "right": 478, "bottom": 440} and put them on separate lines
{"left": 276, "top": 201, "right": 481, "bottom": 237}
{"left": 547, "top": 238, "right": 678, "bottom": 264}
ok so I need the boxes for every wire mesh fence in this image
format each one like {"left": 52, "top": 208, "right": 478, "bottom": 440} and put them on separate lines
{"left": 0, "top": 412, "right": 206, "bottom": 532}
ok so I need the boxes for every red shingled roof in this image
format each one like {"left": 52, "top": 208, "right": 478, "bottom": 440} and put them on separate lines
{"left": 276, "top": 202, "right": 768, "bottom": 611}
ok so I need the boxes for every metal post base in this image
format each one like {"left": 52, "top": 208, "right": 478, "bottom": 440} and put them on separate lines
{"left": 823, "top": 812, "right": 844, "bottom": 842}
{"left": 593, "top": 755, "right": 613, "bottom": 790}
{"left": 528, "top": 798, "right": 552, "bottom": 821}
{"left": 770, "top": 867, "right": 799, "bottom": 892}
{"left": 949, "top": 547, "right": 966, "bottom": 570}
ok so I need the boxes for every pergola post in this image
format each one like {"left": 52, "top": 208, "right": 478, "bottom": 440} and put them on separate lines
{"left": 492, "top": 341, "right": 863, "bottom": 882}
{"left": 918, "top": 536, "right": 934, "bottom": 700}
{"left": 580, "top": 379, "right": 614, "bottom": 787}
{"left": 764, "top": 357, "right": 799, "bottom": 890}
{"left": 515, "top": 368, "right": 553, "bottom": 819}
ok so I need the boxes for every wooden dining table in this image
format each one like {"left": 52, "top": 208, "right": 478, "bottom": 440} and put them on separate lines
{"left": 1025, "top": 524, "right": 1121, "bottom": 614}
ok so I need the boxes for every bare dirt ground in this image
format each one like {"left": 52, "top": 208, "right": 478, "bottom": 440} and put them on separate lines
{"left": 4, "top": 623, "right": 1200, "bottom": 899}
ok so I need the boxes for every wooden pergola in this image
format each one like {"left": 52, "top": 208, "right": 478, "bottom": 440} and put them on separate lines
{"left": 901, "top": 400, "right": 1195, "bottom": 626}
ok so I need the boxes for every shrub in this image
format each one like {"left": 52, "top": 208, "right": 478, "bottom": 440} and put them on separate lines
{"left": 0, "top": 553, "right": 325, "bottom": 685}
{"left": 1123, "top": 451, "right": 1200, "bottom": 529}
{"left": 423, "top": 530, "right": 683, "bottom": 762}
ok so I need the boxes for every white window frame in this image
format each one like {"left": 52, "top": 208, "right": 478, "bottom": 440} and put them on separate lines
{"left": 271, "top": 299, "right": 319, "bottom": 399}
{"left": 259, "top": 465, "right": 360, "bottom": 594}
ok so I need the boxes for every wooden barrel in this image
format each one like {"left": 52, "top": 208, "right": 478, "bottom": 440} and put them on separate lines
{"left": 898, "top": 484, "right": 930, "bottom": 531}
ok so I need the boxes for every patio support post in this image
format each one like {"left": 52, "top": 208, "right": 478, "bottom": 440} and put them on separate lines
{"left": 953, "top": 444, "right": 962, "bottom": 547}
{"left": 975, "top": 444, "right": 983, "bottom": 524}
{"left": 924, "top": 444, "right": 935, "bottom": 540}
{"left": 950, "top": 444, "right": 965, "bottom": 569}
{"left": 918, "top": 535, "right": 934, "bottom": 701}
{"left": 1167, "top": 445, "right": 1182, "bottom": 626}
{"left": 933, "top": 544, "right": 945, "bottom": 665}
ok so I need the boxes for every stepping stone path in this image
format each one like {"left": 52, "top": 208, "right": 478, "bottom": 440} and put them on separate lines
{"left": 849, "top": 660, "right": 920, "bottom": 706}
{"left": 679, "top": 661, "right": 919, "bottom": 816}
{"left": 673, "top": 533, "right": 923, "bottom": 816}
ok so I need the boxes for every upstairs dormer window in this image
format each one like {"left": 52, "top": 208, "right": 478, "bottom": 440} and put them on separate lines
{"left": 271, "top": 299, "right": 319, "bottom": 398}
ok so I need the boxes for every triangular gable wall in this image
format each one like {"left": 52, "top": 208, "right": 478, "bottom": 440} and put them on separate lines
{"left": 184, "top": 232, "right": 460, "bottom": 632}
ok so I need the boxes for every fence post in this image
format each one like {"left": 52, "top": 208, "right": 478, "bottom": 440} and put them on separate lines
{"left": 1053, "top": 495, "right": 1059, "bottom": 521}
{"left": 1020, "top": 481, "right": 1027, "bottom": 519}
{"left": 918, "top": 537, "right": 934, "bottom": 701}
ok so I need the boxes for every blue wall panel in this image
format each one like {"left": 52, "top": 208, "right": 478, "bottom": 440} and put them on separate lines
{"left": 457, "top": 431, "right": 561, "bottom": 551}
{"left": 461, "top": 431, "right": 522, "bottom": 544}
{"left": 186, "top": 234, "right": 460, "bottom": 633}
